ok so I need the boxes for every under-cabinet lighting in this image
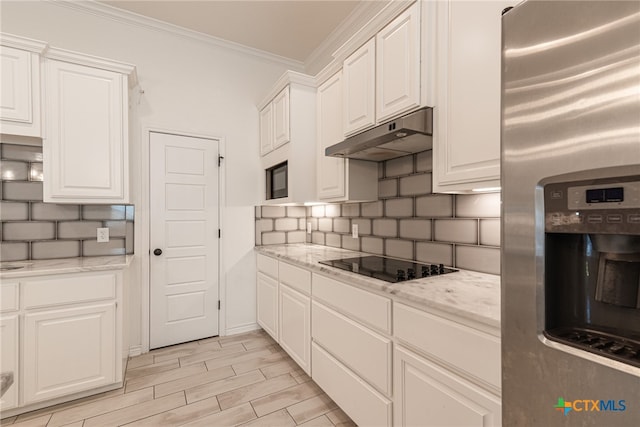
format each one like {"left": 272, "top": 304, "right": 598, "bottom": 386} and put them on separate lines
{"left": 472, "top": 187, "right": 501, "bottom": 193}
{"left": 303, "top": 201, "right": 327, "bottom": 206}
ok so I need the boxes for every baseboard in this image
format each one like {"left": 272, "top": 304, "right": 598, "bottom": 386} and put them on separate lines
{"left": 225, "top": 323, "right": 260, "bottom": 336}
{"left": 129, "top": 345, "right": 143, "bottom": 357}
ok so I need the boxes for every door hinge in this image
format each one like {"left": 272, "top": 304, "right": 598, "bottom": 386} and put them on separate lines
{"left": 218, "top": 300, "right": 221, "bottom": 310}
{"left": 218, "top": 229, "right": 221, "bottom": 238}
{"left": 218, "top": 155, "right": 224, "bottom": 167}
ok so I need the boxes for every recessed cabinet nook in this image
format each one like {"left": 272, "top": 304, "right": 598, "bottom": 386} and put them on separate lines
{"left": 0, "top": 33, "right": 137, "bottom": 204}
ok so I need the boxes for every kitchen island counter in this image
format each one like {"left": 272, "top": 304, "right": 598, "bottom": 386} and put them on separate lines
{"left": 255, "top": 243, "right": 500, "bottom": 328}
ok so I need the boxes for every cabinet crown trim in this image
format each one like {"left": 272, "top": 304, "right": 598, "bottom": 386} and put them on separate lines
{"left": 45, "top": 47, "right": 138, "bottom": 86}
{"left": 258, "top": 70, "right": 316, "bottom": 110}
{"left": 0, "top": 33, "right": 48, "bottom": 53}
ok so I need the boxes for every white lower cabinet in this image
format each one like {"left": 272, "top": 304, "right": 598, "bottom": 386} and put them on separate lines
{"left": 256, "top": 272, "right": 278, "bottom": 341}
{"left": 312, "top": 342, "right": 392, "bottom": 427}
{"left": 0, "top": 315, "right": 19, "bottom": 411}
{"left": 394, "top": 345, "right": 501, "bottom": 427}
{"left": 278, "top": 284, "right": 310, "bottom": 375}
{"left": 23, "top": 303, "right": 116, "bottom": 404}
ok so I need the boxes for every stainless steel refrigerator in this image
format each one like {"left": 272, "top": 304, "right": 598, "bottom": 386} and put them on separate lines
{"left": 501, "top": 1, "right": 640, "bottom": 426}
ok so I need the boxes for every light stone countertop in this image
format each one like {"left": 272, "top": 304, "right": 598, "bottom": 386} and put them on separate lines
{"left": 255, "top": 243, "right": 501, "bottom": 329}
{"left": 0, "top": 255, "right": 134, "bottom": 279}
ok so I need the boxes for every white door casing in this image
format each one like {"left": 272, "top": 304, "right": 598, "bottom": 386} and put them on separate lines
{"left": 150, "top": 132, "right": 220, "bottom": 349}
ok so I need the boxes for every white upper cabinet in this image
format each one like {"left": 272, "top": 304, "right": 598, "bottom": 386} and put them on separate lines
{"left": 259, "top": 102, "right": 273, "bottom": 156}
{"left": 43, "top": 50, "right": 136, "bottom": 204}
{"left": 317, "top": 71, "right": 377, "bottom": 202}
{"left": 376, "top": 2, "right": 421, "bottom": 122}
{"left": 0, "top": 34, "right": 47, "bottom": 138}
{"left": 342, "top": 2, "right": 421, "bottom": 137}
{"left": 343, "top": 38, "right": 376, "bottom": 136}
{"left": 272, "top": 86, "right": 290, "bottom": 148}
{"left": 432, "top": 0, "right": 515, "bottom": 193}
{"left": 259, "top": 85, "right": 290, "bottom": 156}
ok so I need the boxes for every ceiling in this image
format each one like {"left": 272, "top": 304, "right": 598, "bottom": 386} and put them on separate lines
{"left": 100, "top": 0, "right": 366, "bottom": 64}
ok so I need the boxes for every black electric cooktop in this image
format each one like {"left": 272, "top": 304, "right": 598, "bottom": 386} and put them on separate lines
{"left": 319, "top": 255, "right": 457, "bottom": 283}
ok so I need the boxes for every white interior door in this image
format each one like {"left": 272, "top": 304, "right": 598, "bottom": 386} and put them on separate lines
{"left": 150, "top": 132, "right": 219, "bottom": 349}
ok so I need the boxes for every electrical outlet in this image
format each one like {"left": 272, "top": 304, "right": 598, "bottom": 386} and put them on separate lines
{"left": 97, "top": 227, "right": 109, "bottom": 243}
{"left": 352, "top": 224, "right": 359, "bottom": 239}
{"left": 307, "top": 222, "right": 312, "bottom": 234}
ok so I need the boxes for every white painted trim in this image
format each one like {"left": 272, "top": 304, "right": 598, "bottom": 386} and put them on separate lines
{"left": 45, "top": 46, "right": 138, "bottom": 86}
{"left": 128, "top": 345, "right": 142, "bottom": 358}
{"left": 51, "top": 0, "right": 304, "bottom": 71}
{"left": 225, "top": 323, "right": 261, "bottom": 337}
{"left": 140, "top": 123, "right": 226, "bottom": 353}
{"left": 0, "top": 32, "right": 48, "bottom": 53}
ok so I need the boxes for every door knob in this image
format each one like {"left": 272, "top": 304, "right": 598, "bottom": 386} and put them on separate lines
{"left": 153, "top": 248, "right": 162, "bottom": 256}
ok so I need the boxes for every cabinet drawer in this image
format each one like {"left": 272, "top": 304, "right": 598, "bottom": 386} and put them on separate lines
{"left": 312, "top": 273, "right": 391, "bottom": 334}
{"left": 394, "top": 303, "right": 501, "bottom": 389}
{"left": 312, "top": 301, "right": 391, "bottom": 395}
{"left": 312, "top": 342, "right": 391, "bottom": 427}
{"left": 257, "top": 254, "right": 278, "bottom": 279}
{"left": 23, "top": 272, "right": 117, "bottom": 309}
{"left": 279, "top": 261, "right": 311, "bottom": 295}
{"left": 0, "top": 282, "right": 19, "bottom": 312}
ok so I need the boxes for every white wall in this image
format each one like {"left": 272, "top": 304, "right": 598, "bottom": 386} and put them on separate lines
{"left": 1, "top": 1, "right": 300, "bottom": 348}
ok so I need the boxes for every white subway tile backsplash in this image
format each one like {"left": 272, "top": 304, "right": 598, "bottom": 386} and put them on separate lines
{"left": 83, "top": 205, "right": 126, "bottom": 220}
{"left": 399, "top": 219, "right": 431, "bottom": 240}
{"left": 385, "top": 239, "right": 413, "bottom": 260}
{"left": 83, "top": 238, "right": 126, "bottom": 256}
{"left": 3, "top": 222, "right": 55, "bottom": 241}
{"left": 0, "top": 202, "right": 29, "bottom": 221}
{"left": 361, "top": 236, "right": 383, "bottom": 255}
{"left": 311, "top": 231, "right": 325, "bottom": 245}
{"left": 341, "top": 203, "right": 360, "bottom": 217}
{"left": 361, "top": 201, "right": 383, "bottom": 217}
{"left": 255, "top": 222, "right": 262, "bottom": 246}
{"left": 1, "top": 160, "right": 29, "bottom": 181}
{"left": 261, "top": 206, "right": 286, "bottom": 218}
{"left": 456, "top": 193, "right": 501, "bottom": 218}
{"left": 2, "top": 181, "right": 42, "bottom": 201}
{"left": 286, "top": 231, "right": 306, "bottom": 243}
{"left": 104, "top": 221, "right": 128, "bottom": 237}
{"left": 58, "top": 221, "right": 103, "bottom": 239}
{"left": 325, "top": 204, "right": 341, "bottom": 217}
{"left": 399, "top": 173, "right": 431, "bottom": 196}
{"left": 379, "top": 179, "right": 398, "bottom": 198}
{"left": 385, "top": 198, "right": 413, "bottom": 217}
{"left": 32, "top": 241, "right": 81, "bottom": 260}
{"left": 262, "top": 232, "right": 286, "bottom": 245}
{"left": 434, "top": 219, "right": 478, "bottom": 244}
{"left": 312, "top": 205, "right": 325, "bottom": 217}
{"left": 259, "top": 219, "right": 274, "bottom": 232}
{"left": 480, "top": 219, "right": 501, "bottom": 247}
{"left": 352, "top": 218, "right": 372, "bottom": 235}
{"left": 29, "top": 163, "right": 43, "bottom": 182}
{"left": 416, "top": 194, "right": 453, "bottom": 217}
{"left": 299, "top": 218, "right": 306, "bottom": 230}
{"left": 1, "top": 144, "right": 43, "bottom": 162}
{"left": 341, "top": 235, "right": 360, "bottom": 251}
{"left": 31, "top": 203, "right": 80, "bottom": 221}
{"left": 333, "top": 218, "right": 350, "bottom": 233}
{"left": 325, "top": 233, "right": 341, "bottom": 248}
{"left": 385, "top": 155, "right": 413, "bottom": 177}
{"left": 255, "top": 206, "right": 261, "bottom": 219}
{"left": 287, "top": 206, "right": 306, "bottom": 218}
{"left": 318, "top": 218, "right": 333, "bottom": 232}
{"left": 0, "top": 242, "right": 29, "bottom": 261}
{"left": 455, "top": 245, "right": 500, "bottom": 275}
{"left": 275, "top": 218, "right": 299, "bottom": 231}
{"left": 416, "top": 150, "right": 432, "bottom": 172}
{"left": 373, "top": 219, "right": 397, "bottom": 237}
{"left": 416, "top": 242, "right": 453, "bottom": 266}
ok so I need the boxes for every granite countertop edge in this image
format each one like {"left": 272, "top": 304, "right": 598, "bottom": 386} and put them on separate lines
{"left": 0, "top": 255, "right": 135, "bottom": 279}
{"left": 255, "top": 244, "right": 501, "bottom": 329}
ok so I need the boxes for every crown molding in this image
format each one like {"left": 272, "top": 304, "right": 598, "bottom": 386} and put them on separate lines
{"left": 49, "top": 0, "right": 305, "bottom": 71}
{"left": 46, "top": 46, "right": 138, "bottom": 86}
{"left": 257, "top": 70, "right": 316, "bottom": 110}
{"left": 0, "top": 32, "right": 48, "bottom": 53}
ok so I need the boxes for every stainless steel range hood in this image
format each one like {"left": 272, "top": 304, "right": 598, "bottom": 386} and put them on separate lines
{"left": 325, "top": 107, "right": 433, "bottom": 161}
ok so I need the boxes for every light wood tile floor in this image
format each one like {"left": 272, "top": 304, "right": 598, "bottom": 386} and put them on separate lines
{"left": 1, "top": 330, "right": 356, "bottom": 427}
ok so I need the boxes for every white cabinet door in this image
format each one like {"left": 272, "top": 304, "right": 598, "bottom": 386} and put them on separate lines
{"left": 23, "top": 302, "right": 116, "bottom": 404}
{"left": 0, "top": 46, "right": 42, "bottom": 137}
{"left": 343, "top": 38, "right": 376, "bottom": 136}
{"left": 376, "top": 2, "right": 421, "bottom": 122}
{"left": 433, "top": 0, "right": 515, "bottom": 192}
{"left": 394, "top": 345, "right": 501, "bottom": 427}
{"left": 317, "top": 72, "right": 346, "bottom": 200}
{"left": 259, "top": 103, "right": 273, "bottom": 156}
{"left": 278, "top": 283, "right": 310, "bottom": 375}
{"left": 44, "top": 59, "right": 129, "bottom": 203}
{"left": 256, "top": 272, "right": 278, "bottom": 341}
{"left": 272, "top": 86, "right": 290, "bottom": 148}
{"left": 0, "top": 315, "right": 19, "bottom": 410}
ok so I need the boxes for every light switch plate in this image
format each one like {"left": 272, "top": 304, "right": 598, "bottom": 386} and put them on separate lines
{"left": 97, "top": 227, "right": 109, "bottom": 243}
{"left": 307, "top": 222, "right": 312, "bottom": 234}
{"left": 352, "top": 224, "right": 359, "bottom": 239}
